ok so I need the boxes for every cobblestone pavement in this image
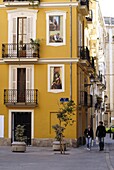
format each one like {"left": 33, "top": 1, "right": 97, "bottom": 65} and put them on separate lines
{"left": 0, "top": 134, "right": 114, "bottom": 170}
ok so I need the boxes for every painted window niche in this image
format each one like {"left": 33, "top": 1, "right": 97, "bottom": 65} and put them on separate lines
{"left": 46, "top": 11, "right": 66, "bottom": 46}
{"left": 48, "top": 64, "right": 64, "bottom": 93}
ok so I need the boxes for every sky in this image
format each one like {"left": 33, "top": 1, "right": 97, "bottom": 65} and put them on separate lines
{"left": 99, "top": 0, "right": 114, "bottom": 17}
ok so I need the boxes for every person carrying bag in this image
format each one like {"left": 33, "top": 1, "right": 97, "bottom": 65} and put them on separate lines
{"left": 84, "top": 125, "right": 94, "bottom": 150}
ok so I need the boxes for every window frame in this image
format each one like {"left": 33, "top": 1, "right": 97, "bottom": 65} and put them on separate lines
{"left": 7, "top": 9, "right": 38, "bottom": 44}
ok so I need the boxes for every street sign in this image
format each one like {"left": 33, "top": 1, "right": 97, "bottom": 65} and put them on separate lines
{"left": 60, "top": 98, "right": 69, "bottom": 102}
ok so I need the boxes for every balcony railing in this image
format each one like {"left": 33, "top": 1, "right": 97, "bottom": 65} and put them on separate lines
{"left": 2, "top": 43, "right": 40, "bottom": 59}
{"left": 86, "top": 10, "right": 93, "bottom": 22}
{"left": 80, "top": 0, "right": 89, "bottom": 10}
{"left": 80, "top": 91, "right": 87, "bottom": 106}
{"left": 79, "top": 0, "right": 89, "bottom": 16}
{"left": 78, "top": 46, "right": 95, "bottom": 71}
{"left": 78, "top": 46, "right": 90, "bottom": 63}
{"left": 80, "top": 91, "right": 93, "bottom": 107}
{"left": 87, "top": 94, "right": 93, "bottom": 107}
{"left": 90, "top": 57, "right": 95, "bottom": 69}
{"left": 4, "top": 89, "right": 38, "bottom": 106}
{"left": 96, "top": 72, "right": 106, "bottom": 89}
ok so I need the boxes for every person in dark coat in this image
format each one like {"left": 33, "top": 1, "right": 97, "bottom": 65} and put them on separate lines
{"left": 96, "top": 121, "right": 106, "bottom": 151}
{"left": 84, "top": 125, "right": 94, "bottom": 150}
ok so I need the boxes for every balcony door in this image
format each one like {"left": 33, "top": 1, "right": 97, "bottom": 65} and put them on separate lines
{"left": 9, "top": 66, "right": 34, "bottom": 103}
{"left": 8, "top": 9, "right": 37, "bottom": 56}
{"left": 17, "top": 17, "right": 27, "bottom": 57}
{"left": 17, "top": 17, "right": 27, "bottom": 45}
{"left": 17, "top": 68, "right": 26, "bottom": 102}
{"left": 9, "top": 16, "right": 34, "bottom": 57}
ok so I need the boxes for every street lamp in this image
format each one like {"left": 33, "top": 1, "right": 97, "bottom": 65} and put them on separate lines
{"left": 90, "top": 74, "right": 95, "bottom": 83}
{"left": 104, "top": 95, "right": 108, "bottom": 102}
{"left": 84, "top": 74, "right": 95, "bottom": 87}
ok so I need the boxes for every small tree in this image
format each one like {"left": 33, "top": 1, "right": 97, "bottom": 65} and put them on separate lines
{"left": 52, "top": 100, "right": 76, "bottom": 154}
{"left": 15, "top": 125, "right": 25, "bottom": 142}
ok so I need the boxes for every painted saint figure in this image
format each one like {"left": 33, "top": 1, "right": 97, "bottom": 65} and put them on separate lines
{"left": 51, "top": 69, "right": 62, "bottom": 89}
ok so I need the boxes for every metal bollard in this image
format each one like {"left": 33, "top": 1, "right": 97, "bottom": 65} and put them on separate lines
{"left": 113, "top": 133, "right": 114, "bottom": 140}
{"left": 110, "top": 127, "right": 111, "bottom": 138}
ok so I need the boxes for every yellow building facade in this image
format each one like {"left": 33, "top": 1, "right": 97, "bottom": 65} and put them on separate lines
{"left": 0, "top": 0, "right": 96, "bottom": 146}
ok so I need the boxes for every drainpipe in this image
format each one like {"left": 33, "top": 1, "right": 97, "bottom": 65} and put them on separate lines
{"left": 70, "top": 0, "right": 72, "bottom": 101}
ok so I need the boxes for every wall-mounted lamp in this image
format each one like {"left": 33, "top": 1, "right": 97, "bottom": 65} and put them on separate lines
{"left": 90, "top": 74, "right": 95, "bottom": 83}
{"left": 104, "top": 95, "right": 108, "bottom": 99}
{"left": 104, "top": 95, "right": 108, "bottom": 102}
{"left": 84, "top": 74, "right": 95, "bottom": 87}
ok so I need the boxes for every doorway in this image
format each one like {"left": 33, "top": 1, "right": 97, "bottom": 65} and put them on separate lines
{"left": 11, "top": 112, "right": 31, "bottom": 145}
{"left": 17, "top": 68, "right": 26, "bottom": 102}
{"left": 17, "top": 17, "right": 27, "bottom": 45}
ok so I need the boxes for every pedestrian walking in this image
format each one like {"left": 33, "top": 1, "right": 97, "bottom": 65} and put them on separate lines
{"left": 84, "top": 125, "right": 94, "bottom": 150}
{"left": 96, "top": 121, "right": 106, "bottom": 151}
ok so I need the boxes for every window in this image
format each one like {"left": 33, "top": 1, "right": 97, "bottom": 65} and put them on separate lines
{"left": 78, "top": 16, "right": 83, "bottom": 47}
{"left": 111, "top": 18, "right": 114, "bottom": 25}
{"left": 7, "top": 9, "right": 38, "bottom": 44}
{"left": 46, "top": 11, "right": 66, "bottom": 46}
{"left": 104, "top": 17, "right": 110, "bottom": 25}
{"left": 9, "top": 65, "right": 34, "bottom": 102}
{"left": 48, "top": 64, "right": 64, "bottom": 93}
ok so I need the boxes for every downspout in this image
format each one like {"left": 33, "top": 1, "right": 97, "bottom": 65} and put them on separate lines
{"left": 70, "top": 0, "right": 72, "bottom": 100}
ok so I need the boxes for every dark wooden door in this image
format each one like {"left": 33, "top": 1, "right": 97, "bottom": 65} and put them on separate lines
{"left": 17, "top": 68, "right": 26, "bottom": 102}
{"left": 12, "top": 112, "right": 31, "bottom": 145}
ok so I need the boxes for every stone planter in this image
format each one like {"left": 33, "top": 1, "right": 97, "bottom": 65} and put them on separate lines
{"left": 53, "top": 141, "right": 66, "bottom": 151}
{"left": 11, "top": 141, "right": 26, "bottom": 152}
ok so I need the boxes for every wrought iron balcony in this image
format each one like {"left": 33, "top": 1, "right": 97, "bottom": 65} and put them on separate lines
{"left": 78, "top": 46, "right": 95, "bottom": 72}
{"left": 80, "top": 0, "right": 89, "bottom": 8}
{"left": 78, "top": 46, "right": 90, "bottom": 61}
{"left": 80, "top": 91, "right": 93, "bottom": 107}
{"left": 78, "top": 46, "right": 91, "bottom": 66}
{"left": 4, "top": 89, "right": 38, "bottom": 107}
{"left": 86, "top": 10, "right": 93, "bottom": 23}
{"left": 80, "top": 91, "right": 87, "bottom": 106}
{"left": 95, "top": 103, "right": 101, "bottom": 110}
{"left": 87, "top": 94, "right": 93, "bottom": 107}
{"left": 87, "top": 57, "right": 95, "bottom": 73}
{"left": 2, "top": 43, "right": 40, "bottom": 59}
{"left": 91, "top": 57, "right": 95, "bottom": 69}
{"left": 79, "top": 0, "right": 89, "bottom": 16}
{"left": 96, "top": 72, "right": 106, "bottom": 90}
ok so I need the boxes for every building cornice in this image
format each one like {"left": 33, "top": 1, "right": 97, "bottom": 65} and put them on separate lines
{"left": 40, "top": 2, "right": 79, "bottom": 8}
{"left": 0, "top": 58, "right": 79, "bottom": 64}
{"left": 0, "top": 2, "right": 78, "bottom": 8}
{"left": 38, "top": 58, "right": 79, "bottom": 64}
